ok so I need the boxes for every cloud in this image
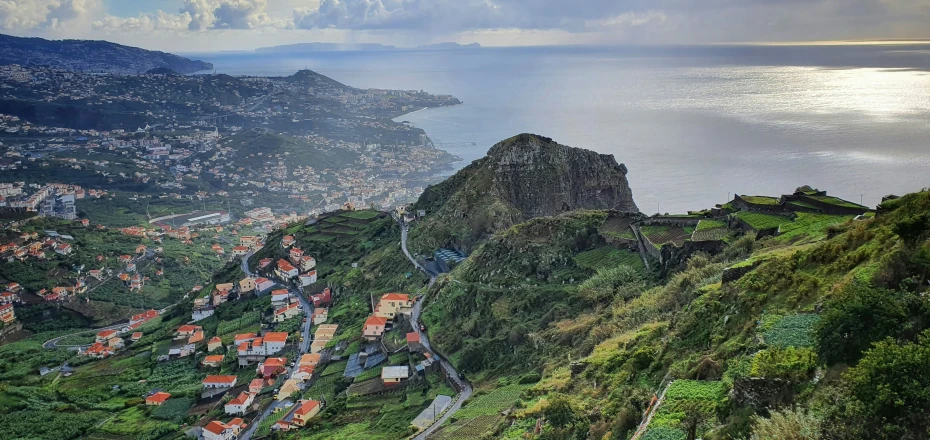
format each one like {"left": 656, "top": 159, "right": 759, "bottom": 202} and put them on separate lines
{"left": 94, "top": 0, "right": 289, "bottom": 33}
{"left": 0, "top": 0, "right": 101, "bottom": 30}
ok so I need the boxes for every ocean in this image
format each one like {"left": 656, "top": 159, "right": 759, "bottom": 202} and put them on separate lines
{"left": 194, "top": 45, "right": 930, "bottom": 213}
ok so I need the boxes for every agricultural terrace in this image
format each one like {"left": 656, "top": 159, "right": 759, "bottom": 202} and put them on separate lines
{"left": 691, "top": 219, "right": 728, "bottom": 242}
{"left": 639, "top": 225, "right": 693, "bottom": 249}
{"left": 599, "top": 215, "right": 637, "bottom": 241}
{"left": 759, "top": 314, "right": 821, "bottom": 349}
{"left": 643, "top": 380, "right": 727, "bottom": 440}
{"left": 739, "top": 195, "right": 780, "bottom": 205}
{"left": 574, "top": 246, "right": 644, "bottom": 271}
{"left": 775, "top": 213, "right": 854, "bottom": 243}
{"left": 807, "top": 195, "right": 867, "bottom": 209}
{"left": 733, "top": 211, "right": 791, "bottom": 231}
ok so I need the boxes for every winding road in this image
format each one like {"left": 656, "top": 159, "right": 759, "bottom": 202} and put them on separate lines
{"left": 398, "top": 218, "right": 473, "bottom": 439}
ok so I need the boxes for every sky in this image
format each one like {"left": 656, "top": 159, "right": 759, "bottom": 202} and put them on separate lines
{"left": 1, "top": 0, "right": 930, "bottom": 52}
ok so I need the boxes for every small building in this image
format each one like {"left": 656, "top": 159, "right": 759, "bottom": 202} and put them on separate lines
{"left": 203, "top": 418, "right": 246, "bottom": 440}
{"left": 255, "top": 277, "right": 275, "bottom": 293}
{"left": 257, "top": 357, "right": 287, "bottom": 378}
{"left": 275, "top": 259, "right": 298, "bottom": 279}
{"left": 248, "top": 378, "right": 266, "bottom": 394}
{"left": 292, "top": 400, "right": 322, "bottom": 426}
{"left": 363, "top": 315, "right": 388, "bottom": 341}
{"left": 272, "top": 302, "right": 301, "bottom": 322}
{"left": 311, "top": 307, "right": 328, "bottom": 325}
{"left": 224, "top": 391, "right": 255, "bottom": 415}
{"left": 374, "top": 293, "right": 413, "bottom": 320}
{"left": 202, "top": 355, "right": 225, "bottom": 367}
{"left": 232, "top": 245, "right": 249, "bottom": 257}
{"left": 239, "top": 277, "right": 256, "bottom": 293}
{"left": 0, "top": 303, "right": 16, "bottom": 324}
{"left": 270, "top": 289, "right": 290, "bottom": 303}
{"left": 207, "top": 336, "right": 223, "bottom": 352}
{"left": 406, "top": 332, "right": 423, "bottom": 352}
{"left": 96, "top": 329, "right": 117, "bottom": 343}
{"left": 175, "top": 325, "right": 202, "bottom": 339}
{"left": 298, "top": 271, "right": 317, "bottom": 287}
{"left": 130, "top": 332, "right": 143, "bottom": 342}
{"left": 145, "top": 391, "right": 171, "bottom": 406}
{"left": 381, "top": 366, "right": 410, "bottom": 385}
{"left": 202, "top": 375, "right": 238, "bottom": 389}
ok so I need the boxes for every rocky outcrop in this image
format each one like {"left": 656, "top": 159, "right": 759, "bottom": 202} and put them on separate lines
{"left": 486, "top": 134, "right": 638, "bottom": 217}
{"left": 411, "top": 133, "right": 638, "bottom": 251}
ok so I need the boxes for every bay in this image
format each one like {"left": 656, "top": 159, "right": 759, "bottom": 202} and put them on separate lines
{"left": 194, "top": 45, "right": 930, "bottom": 213}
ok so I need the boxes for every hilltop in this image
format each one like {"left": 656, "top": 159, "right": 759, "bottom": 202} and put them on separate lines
{"left": 0, "top": 34, "right": 212, "bottom": 74}
{"left": 411, "top": 134, "right": 639, "bottom": 251}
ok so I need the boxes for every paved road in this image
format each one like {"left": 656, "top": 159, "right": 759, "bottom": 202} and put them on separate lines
{"left": 240, "top": 278, "right": 313, "bottom": 440}
{"left": 42, "top": 251, "right": 161, "bottom": 350}
{"left": 397, "top": 217, "right": 473, "bottom": 439}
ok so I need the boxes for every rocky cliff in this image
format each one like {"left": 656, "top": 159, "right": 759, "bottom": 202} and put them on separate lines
{"left": 411, "top": 133, "right": 638, "bottom": 250}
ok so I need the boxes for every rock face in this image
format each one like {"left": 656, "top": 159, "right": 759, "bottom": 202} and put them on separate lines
{"left": 486, "top": 134, "right": 638, "bottom": 217}
{"left": 412, "top": 133, "right": 638, "bottom": 250}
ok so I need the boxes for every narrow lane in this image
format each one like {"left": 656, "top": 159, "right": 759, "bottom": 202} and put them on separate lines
{"left": 397, "top": 217, "right": 473, "bottom": 439}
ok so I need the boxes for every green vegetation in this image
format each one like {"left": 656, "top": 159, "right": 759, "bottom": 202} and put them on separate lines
{"left": 734, "top": 211, "right": 792, "bottom": 231}
{"left": 740, "top": 195, "right": 780, "bottom": 205}
{"left": 761, "top": 314, "right": 820, "bottom": 348}
{"left": 455, "top": 384, "right": 530, "bottom": 418}
{"left": 776, "top": 213, "right": 854, "bottom": 243}
{"left": 574, "top": 246, "right": 644, "bottom": 271}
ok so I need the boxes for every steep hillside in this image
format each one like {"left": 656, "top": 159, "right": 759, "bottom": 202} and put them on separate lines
{"left": 411, "top": 134, "right": 638, "bottom": 251}
{"left": 414, "top": 183, "right": 930, "bottom": 440}
{"left": 0, "top": 33, "right": 212, "bottom": 74}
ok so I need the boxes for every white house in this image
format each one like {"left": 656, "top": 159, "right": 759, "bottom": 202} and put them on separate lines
{"left": 202, "top": 375, "right": 238, "bottom": 389}
{"left": 224, "top": 391, "right": 255, "bottom": 415}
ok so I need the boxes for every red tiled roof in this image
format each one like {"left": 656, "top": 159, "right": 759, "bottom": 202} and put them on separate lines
{"left": 202, "top": 375, "right": 237, "bottom": 385}
{"left": 263, "top": 332, "right": 288, "bottom": 343}
{"left": 364, "top": 315, "right": 388, "bottom": 327}
{"left": 146, "top": 392, "right": 171, "bottom": 404}
{"left": 294, "top": 400, "right": 320, "bottom": 416}
{"left": 381, "top": 292, "right": 410, "bottom": 302}
{"left": 204, "top": 421, "right": 227, "bottom": 435}
{"left": 406, "top": 332, "right": 420, "bottom": 343}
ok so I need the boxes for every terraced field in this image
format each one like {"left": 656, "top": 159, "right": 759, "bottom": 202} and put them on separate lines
{"left": 775, "top": 213, "right": 853, "bottom": 243}
{"left": 454, "top": 384, "right": 529, "bottom": 419}
{"left": 740, "top": 195, "right": 780, "bottom": 205}
{"left": 639, "top": 225, "right": 692, "bottom": 249}
{"left": 574, "top": 246, "right": 644, "bottom": 271}
{"left": 760, "top": 314, "right": 821, "bottom": 348}
{"left": 691, "top": 219, "right": 728, "bottom": 242}
{"left": 733, "top": 211, "right": 791, "bottom": 231}
{"left": 429, "top": 415, "right": 501, "bottom": 440}
{"left": 643, "top": 380, "right": 727, "bottom": 440}
{"left": 599, "top": 216, "right": 637, "bottom": 241}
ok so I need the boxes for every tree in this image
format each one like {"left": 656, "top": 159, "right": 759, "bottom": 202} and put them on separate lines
{"left": 815, "top": 282, "right": 907, "bottom": 365}
{"left": 822, "top": 331, "right": 930, "bottom": 440}
{"left": 544, "top": 393, "right": 578, "bottom": 429}
{"left": 750, "top": 407, "right": 821, "bottom": 440}
{"left": 893, "top": 213, "right": 930, "bottom": 248}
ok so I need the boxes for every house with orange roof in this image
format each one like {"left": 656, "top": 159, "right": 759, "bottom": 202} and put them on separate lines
{"left": 298, "top": 271, "right": 317, "bottom": 287}
{"left": 258, "top": 258, "right": 273, "bottom": 270}
{"left": 232, "top": 245, "right": 249, "bottom": 257}
{"left": 224, "top": 391, "right": 255, "bottom": 415}
{"left": 234, "top": 332, "right": 258, "bottom": 344}
{"left": 202, "top": 375, "right": 238, "bottom": 389}
{"left": 188, "top": 330, "right": 205, "bottom": 344}
{"left": 270, "top": 289, "right": 290, "bottom": 303}
{"left": 96, "top": 329, "right": 117, "bottom": 343}
{"left": 248, "top": 378, "right": 268, "bottom": 394}
{"left": 299, "top": 255, "right": 316, "bottom": 271}
{"left": 257, "top": 357, "right": 288, "bottom": 378}
{"left": 406, "top": 332, "right": 423, "bottom": 352}
{"left": 203, "top": 355, "right": 225, "bottom": 367}
{"left": 288, "top": 247, "right": 303, "bottom": 263}
{"left": 255, "top": 277, "right": 275, "bottom": 292}
{"left": 262, "top": 332, "right": 288, "bottom": 354}
{"left": 292, "top": 400, "right": 322, "bottom": 426}
{"left": 83, "top": 342, "right": 114, "bottom": 359}
{"left": 363, "top": 315, "right": 388, "bottom": 341}
{"left": 145, "top": 392, "right": 171, "bottom": 406}
{"left": 202, "top": 418, "right": 246, "bottom": 440}
{"left": 275, "top": 259, "right": 298, "bottom": 279}
{"left": 175, "top": 325, "right": 202, "bottom": 339}
{"left": 281, "top": 235, "right": 295, "bottom": 248}
{"left": 272, "top": 302, "right": 301, "bottom": 322}
{"left": 213, "top": 289, "right": 231, "bottom": 306}
{"left": 208, "top": 336, "right": 223, "bottom": 352}
{"left": 0, "top": 303, "right": 15, "bottom": 324}
{"left": 374, "top": 293, "right": 413, "bottom": 320}
{"left": 129, "top": 309, "right": 158, "bottom": 326}
{"left": 131, "top": 332, "right": 143, "bottom": 342}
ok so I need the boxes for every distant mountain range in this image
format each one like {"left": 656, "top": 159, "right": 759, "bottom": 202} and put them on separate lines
{"left": 255, "top": 41, "right": 481, "bottom": 53}
{"left": 0, "top": 33, "right": 213, "bottom": 75}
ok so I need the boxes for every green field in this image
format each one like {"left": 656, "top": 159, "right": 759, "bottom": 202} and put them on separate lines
{"left": 808, "top": 195, "right": 865, "bottom": 209}
{"left": 740, "top": 195, "right": 780, "bottom": 205}
{"left": 454, "top": 385, "right": 529, "bottom": 419}
{"left": 760, "top": 314, "right": 821, "bottom": 348}
{"left": 733, "top": 211, "right": 791, "bottom": 231}
{"left": 574, "top": 247, "right": 644, "bottom": 271}
{"left": 775, "top": 213, "right": 854, "bottom": 243}
{"left": 645, "top": 380, "right": 727, "bottom": 439}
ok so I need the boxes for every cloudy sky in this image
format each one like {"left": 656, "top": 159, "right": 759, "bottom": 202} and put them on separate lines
{"left": 2, "top": 0, "right": 930, "bottom": 52}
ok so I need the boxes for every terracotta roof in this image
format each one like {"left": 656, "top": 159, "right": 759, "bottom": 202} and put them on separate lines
{"left": 209, "top": 336, "right": 222, "bottom": 344}
{"left": 406, "top": 332, "right": 420, "bottom": 343}
{"left": 228, "top": 391, "right": 253, "bottom": 406}
{"left": 97, "top": 329, "right": 116, "bottom": 338}
{"left": 202, "top": 375, "right": 237, "bottom": 385}
{"left": 177, "top": 325, "right": 201, "bottom": 333}
{"left": 364, "top": 315, "right": 388, "bottom": 327}
{"left": 263, "top": 332, "right": 288, "bottom": 343}
{"left": 203, "top": 355, "right": 224, "bottom": 364}
{"left": 381, "top": 292, "right": 410, "bottom": 302}
{"left": 294, "top": 400, "right": 320, "bottom": 416}
{"left": 146, "top": 392, "right": 171, "bottom": 404}
{"left": 263, "top": 357, "right": 287, "bottom": 368}
{"left": 234, "top": 333, "right": 257, "bottom": 342}
{"left": 203, "top": 421, "right": 228, "bottom": 435}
